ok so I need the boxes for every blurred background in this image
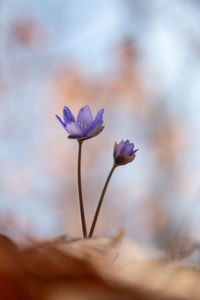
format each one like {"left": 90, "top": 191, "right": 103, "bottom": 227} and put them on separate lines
{"left": 1, "top": 0, "right": 200, "bottom": 251}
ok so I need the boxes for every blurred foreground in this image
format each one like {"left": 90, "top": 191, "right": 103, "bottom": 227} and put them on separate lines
{"left": 1, "top": 232, "right": 200, "bottom": 300}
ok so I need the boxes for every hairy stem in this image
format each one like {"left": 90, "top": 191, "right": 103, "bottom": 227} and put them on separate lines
{"left": 89, "top": 163, "right": 116, "bottom": 238}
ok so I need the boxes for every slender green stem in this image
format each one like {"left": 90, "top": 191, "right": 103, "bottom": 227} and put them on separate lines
{"left": 89, "top": 163, "right": 117, "bottom": 238}
{"left": 77, "top": 140, "right": 87, "bottom": 238}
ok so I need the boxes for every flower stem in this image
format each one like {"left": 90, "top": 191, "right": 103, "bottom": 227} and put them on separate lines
{"left": 77, "top": 140, "right": 87, "bottom": 238}
{"left": 89, "top": 163, "right": 117, "bottom": 238}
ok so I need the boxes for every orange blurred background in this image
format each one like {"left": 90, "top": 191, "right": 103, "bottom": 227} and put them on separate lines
{"left": 1, "top": 0, "right": 200, "bottom": 251}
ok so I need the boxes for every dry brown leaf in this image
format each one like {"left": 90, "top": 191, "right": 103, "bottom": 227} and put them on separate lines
{"left": 0, "top": 233, "right": 198, "bottom": 300}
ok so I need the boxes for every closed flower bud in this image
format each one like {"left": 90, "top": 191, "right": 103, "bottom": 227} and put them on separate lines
{"left": 114, "top": 140, "right": 138, "bottom": 166}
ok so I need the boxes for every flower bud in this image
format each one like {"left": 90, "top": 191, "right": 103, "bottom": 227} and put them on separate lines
{"left": 113, "top": 140, "right": 138, "bottom": 166}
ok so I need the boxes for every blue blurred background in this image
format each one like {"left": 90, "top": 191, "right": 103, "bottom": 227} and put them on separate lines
{"left": 1, "top": 0, "right": 200, "bottom": 248}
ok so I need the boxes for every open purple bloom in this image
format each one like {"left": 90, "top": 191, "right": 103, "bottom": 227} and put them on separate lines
{"left": 56, "top": 105, "right": 104, "bottom": 140}
{"left": 114, "top": 139, "right": 138, "bottom": 165}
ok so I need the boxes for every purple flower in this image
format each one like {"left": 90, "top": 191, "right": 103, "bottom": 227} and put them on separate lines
{"left": 114, "top": 139, "right": 138, "bottom": 165}
{"left": 56, "top": 105, "right": 104, "bottom": 140}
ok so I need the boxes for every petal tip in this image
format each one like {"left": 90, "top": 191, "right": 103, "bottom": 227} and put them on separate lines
{"left": 56, "top": 114, "right": 66, "bottom": 128}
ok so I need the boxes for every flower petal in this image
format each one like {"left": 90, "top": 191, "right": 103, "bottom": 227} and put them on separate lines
{"left": 123, "top": 143, "right": 134, "bottom": 156}
{"left": 77, "top": 105, "right": 93, "bottom": 128}
{"left": 86, "top": 108, "right": 104, "bottom": 136}
{"left": 114, "top": 140, "right": 122, "bottom": 157}
{"left": 87, "top": 120, "right": 103, "bottom": 137}
{"left": 56, "top": 115, "right": 66, "bottom": 129}
{"left": 65, "top": 121, "right": 84, "bottom": 137}
{"left": 132, "top": 148, "right": 139, "bottom": 155}
{"left": 93, "top": 108, "right": 104, "bottom": 126}
{"left": 114, "top": 140, "right": 127, "bottom": 157}
{"left": 63, "top": 106, "right": 75, "bottom": 124}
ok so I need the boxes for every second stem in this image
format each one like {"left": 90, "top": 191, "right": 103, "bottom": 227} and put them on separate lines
{"left": 89, "top": 163, "right": 116, "bottom": 238}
